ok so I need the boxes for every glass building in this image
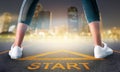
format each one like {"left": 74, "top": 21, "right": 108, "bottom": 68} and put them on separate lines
{"left": 68, "top": 6, "right": 79, "bottom": 33}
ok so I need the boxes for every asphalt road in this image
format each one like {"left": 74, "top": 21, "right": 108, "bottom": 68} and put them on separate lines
{"left": 0, "top": 37, "right": 120, "bottom": 72}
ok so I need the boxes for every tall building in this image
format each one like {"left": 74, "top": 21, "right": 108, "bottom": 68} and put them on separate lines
{"left": 68, "top": 6, "right": 79, "bottom": 33}
{"left": 80, "top": 13, "right": 89, "bottom": 32}
{"left": 30, "top": 3, "right": 43, "bottom": 31}
{"left": 30, "top": 3, "right": 51, "bottom": 34}
{"left": 0, "top": 13, "right": 12, "bottom": 33}
{"left": 37, "top": 11, "right": 51, "bottom": 31}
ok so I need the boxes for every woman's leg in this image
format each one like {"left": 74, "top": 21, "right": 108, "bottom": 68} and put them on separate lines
{"left": 13, "top": 23, "right": 27, "bottom": 47}
{"left": 81, "top": 0, "right": 102, "bottom": 46}
{"left": 9, "top": 0, "right": 39, "bottom": 59}
{"left": 81, "top": 0, "right": 113, "bottom": 58}
{"left": 14, "top": 0, "right": 39, "bottom": 47}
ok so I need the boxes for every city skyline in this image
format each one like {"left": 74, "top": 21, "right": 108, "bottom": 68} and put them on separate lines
{"left": 0, "top": 0, "right": 120, "bottom": 29}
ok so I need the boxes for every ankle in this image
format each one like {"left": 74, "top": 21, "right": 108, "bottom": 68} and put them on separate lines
{"left": 95, "top": 43, "right": 104, "bottom": 48}
{"left": 13, "top": 43, "right": 21, "bottom": 48}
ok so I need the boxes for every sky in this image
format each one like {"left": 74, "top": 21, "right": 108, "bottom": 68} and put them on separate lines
{"left": 0, "top": 0, "right": 120, "bottom": 29}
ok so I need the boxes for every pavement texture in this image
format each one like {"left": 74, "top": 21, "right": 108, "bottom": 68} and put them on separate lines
{"left": 0, "top": 37, "right": 120, "bottom": 72}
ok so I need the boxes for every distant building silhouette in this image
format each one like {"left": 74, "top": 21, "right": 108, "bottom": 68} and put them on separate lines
{"left": 80, "top": 13, "right": 90, "bottom": 33}
{"left": 0, "top": 13, "right": 12, "bottom": 33}
{"left": 30, "top": 3, "right": 43, "bottom": 32}
{"left": 37, "top": 11, "right": 51, "bottom": 31}
{"left": 68, "top": 6, "right": 79, "bottom": 33}
{"left": 30, "top": 3, "right": 51, "bottom": 34}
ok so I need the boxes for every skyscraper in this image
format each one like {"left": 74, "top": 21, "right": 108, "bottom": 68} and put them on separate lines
{"left": 37, "top": 11, "right": 51, "bottom": 31}
{"left": 80, "top": 13, "right": 89, "bottom": 33}
{"left": 30, "top": 3, "right": 51, "bottom": 34}
{"left": 0, "top": 13, "right": 12, "bottom": 33}
{"left": 68, "top": 6, "right": 79, "bottom": 33}
{"left": 30, "top": 3, "right": 43, "bottom": 31}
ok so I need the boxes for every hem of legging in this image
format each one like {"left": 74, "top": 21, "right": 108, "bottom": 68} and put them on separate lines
{"left": 18, "top": 21, "right": 30, "bottom": 25}
{"left": 88, "top": 20, "right": 100, "bottom": 24}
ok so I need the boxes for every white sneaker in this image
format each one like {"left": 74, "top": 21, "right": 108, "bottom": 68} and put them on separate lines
{"left": 94, "top": 42, "right": 113, "bottom": 58}
{"left": 9, "top": 45, "right": 23, "bottom": 59}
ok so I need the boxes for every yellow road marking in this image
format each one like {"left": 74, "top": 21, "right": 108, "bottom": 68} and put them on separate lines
{"left": 19, "top": 57, "right": 104, "bottom": 60}
{"left": 62, "top": 50, "right": 95, "bottom": 59}
{"left": 0, "top": 50, "right": 9, "bottom": 55}
{"left": 19, "top": 50, "right": 104, "bottom": 60}
{"left": 113, "top": 50, "right": 120, "bottom": 54}
{"left": 27, "top": 62, "right": 90, "bottom": 70}
{"left": 0, "top": 44, "right": 31, "bottom": 55}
